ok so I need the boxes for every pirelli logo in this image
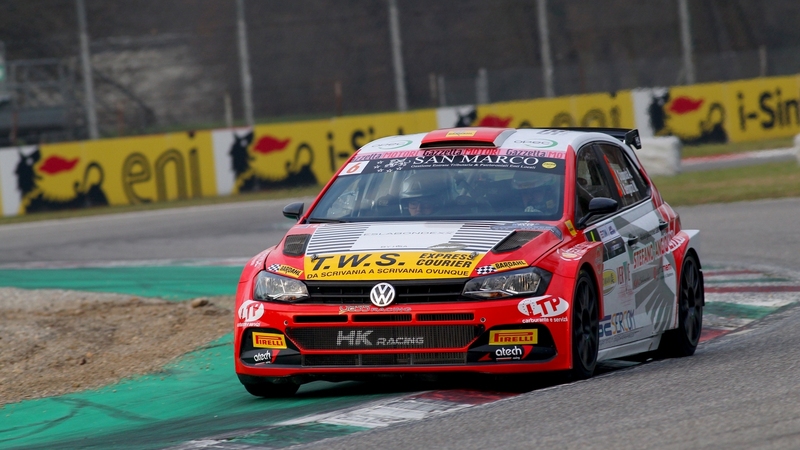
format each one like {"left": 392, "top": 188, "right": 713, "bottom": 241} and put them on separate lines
{"left": 252, "top": 332, "right": 287, "bottom": 349}
{"left": 489, "top": 329, "right": 538, "bottom": 345}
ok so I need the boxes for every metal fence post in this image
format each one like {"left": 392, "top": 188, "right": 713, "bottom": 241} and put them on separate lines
{"left": 236, "top": 0, "right": 255, "bottom": 127}
{"left": 388, "top": 0, "right": 408, "bottom": 112}
{"left": 76, "top": 0, "right": 98, "bottom": 139}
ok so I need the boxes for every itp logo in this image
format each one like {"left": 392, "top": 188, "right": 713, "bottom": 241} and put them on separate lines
{"left": 238, "top": 300, "right": 265, "bottom": 322}
{"left": 370, "top": 282, "right": 396, "bottom": 307}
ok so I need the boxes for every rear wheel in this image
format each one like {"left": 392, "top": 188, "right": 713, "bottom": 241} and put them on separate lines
{"left": 243, "top": 381, "right": 299, "bottom": 398}
{"left": 570, "top": 271, "right": 599, "bottom": 380}
{"left": 658, "top": 253, "right": 703, "bottom": 357}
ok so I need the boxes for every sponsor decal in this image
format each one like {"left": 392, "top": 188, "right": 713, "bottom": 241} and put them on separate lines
{"left": 267, "top": 263, "right": 303, "bottom": 278}
{"left": 339, "top": 161, "right": 368, "bottom": 175}
{"left": 237, "top": 321, "right": 261, "bottom": 328}
{"left": 513, "top": 139, "right": 558, "bottom": 149}
{"left": 370, "top": 282, "right": 396, "bottom": 307}
{"left": 505, "top": 148, "right": 566, "bottom": 159}
{"left": 428, "top": 243, "right": 467, "bottom": 252}
{"left": 493, "top": 345, "right": 528, "bottom": 361}
{"left": 252, "top": 349, "right": 278, "bottom": 364}
{"left": 252, "top": 332, "right": 287, "bottom": 349}
{"left": 489, "top": 329, "right": 538, "bottom": 345}
{"left": 335, "top": 330, "right": 424, "bottom": 346}
{"left": 518, "top": 295, "right": 569, "bottom": 322}
{"left": 565, "top": 220, "right": 577, "bottom": 237}
{"left": 542, "top": 161, "right": 556, "bottom": 169}
{"left": 304, "top": 251, "right": 482, "bottom": 280}
{"left": 423, "top": 149, "right": 464, "bottom": 157}
{"left": 374, "top": 139, "right": 413, "bottom": 150}
{"left": 558, "top": 242, "right": 594, "bottom": 260}
{"left": 599, "top": 310, "right": 636, "bottom": 338}
{"left": 603, "top": 269, "right": 617, "bottom": 295}
{"left": 632, "top": 232, "right": 674, "bottom": 269}
{"left": 250, "top": 250, "right": 269, "bottom": 268}
{"left": 445, "top": 130, "right": 477, "bottom": 137}
{"left": 376, "top": 337, "right": 423, "bottom": 346}
{"left": 492, "top": 260, "right": 528, "bottom": 271}
{"left": 238, "top": 300, "right": 265, "bottom": 322}
{"left": 337, "top": 330, "right": 374, "bottom": 346}
{"left": 338, "top": 305, "right": 411, "bottom": 315}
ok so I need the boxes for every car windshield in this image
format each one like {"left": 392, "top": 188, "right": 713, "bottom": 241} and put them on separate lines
{"left": 308, "top": 148, "right": 565, "bottom": 222}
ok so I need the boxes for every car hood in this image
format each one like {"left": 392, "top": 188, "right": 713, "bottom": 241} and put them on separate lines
{"left": 270, "top": 221, "right": 565, "bottom": 281}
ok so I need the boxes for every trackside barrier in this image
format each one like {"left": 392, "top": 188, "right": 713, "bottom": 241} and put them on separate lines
{"left": 795, "top": 134, "right": 800, "bottom": 165}
{"left": 0, "top": 74, "right": 799, "bottom": 217}
{"left": 638, "top": 137, "right": 682, "bottom": 176}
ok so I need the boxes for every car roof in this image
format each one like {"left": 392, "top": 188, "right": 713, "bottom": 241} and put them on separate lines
{"left": 356, "top": 127, "right": 633, "bottom": 155}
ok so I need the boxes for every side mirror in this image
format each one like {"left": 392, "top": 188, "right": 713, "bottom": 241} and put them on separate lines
{"left": 282, "top": 202, "right": 304, "bottom": 220}
{"left": 576, "top": 197, "right": 618, "bottom": 229}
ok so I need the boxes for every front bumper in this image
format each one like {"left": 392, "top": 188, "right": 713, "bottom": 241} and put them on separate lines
{"left": 234, "top": 299, "right": 572, "bottom": 380}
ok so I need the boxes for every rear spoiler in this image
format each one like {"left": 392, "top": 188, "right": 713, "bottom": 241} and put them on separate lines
{"left": 548, "top": 127, "right": 642, "bottom": 149}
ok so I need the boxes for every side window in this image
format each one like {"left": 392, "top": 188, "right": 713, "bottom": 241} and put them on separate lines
{"left": 575, "top": 146, "right": 615, "bottom": 220}
{"left": 596, "top": 144, "right": 649, "bottom": 208}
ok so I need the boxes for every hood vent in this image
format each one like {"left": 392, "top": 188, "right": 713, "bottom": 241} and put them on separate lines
{"left": 283, "top": 234, "right": 311, "bottom": 256}
{"left": 492, "top": 231, "right": 541, "bottom": 253}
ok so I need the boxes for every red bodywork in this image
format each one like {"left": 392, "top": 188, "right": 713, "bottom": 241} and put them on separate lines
{"left": 233, "top": 128, "right": 695, "bottom": 385}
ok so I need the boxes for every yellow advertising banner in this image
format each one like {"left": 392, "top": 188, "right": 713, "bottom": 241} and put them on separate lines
{"left": 3, "top": 131, "right": 215, "bottom": 215}
{"left": 473, "top": 91, "right": 636, "bottom": 130}
{"left": 634, "top": 74, "right": 800, "bottom": 143}
{"left": 211, "top": 110, "right": 438, "bottom": 196}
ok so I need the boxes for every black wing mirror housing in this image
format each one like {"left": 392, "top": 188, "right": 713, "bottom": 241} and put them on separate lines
{"left": 576, "top": 197, "right": 618, "bottom": 229}
{"left": 282, "top": 202, "right": 304, "bottom": 220}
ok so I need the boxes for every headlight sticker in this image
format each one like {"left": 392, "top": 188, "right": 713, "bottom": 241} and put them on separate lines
{"left": 475, "top": 260, "right": 528, "bottom": 275}
{"left": 266, "top": 263, "right": 303, "bottom": 278}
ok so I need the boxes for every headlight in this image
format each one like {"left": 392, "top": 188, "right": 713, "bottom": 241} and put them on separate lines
{"left": 462, "top": 267, "right": 551, "bottom": 299}
{"left": 253, "top": 271, "right": 309, "bottom": 302}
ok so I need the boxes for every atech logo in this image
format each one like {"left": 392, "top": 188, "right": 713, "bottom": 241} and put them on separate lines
{"left": 252, "top": 332, "right": 287, "bottom": 349}
{"left": 489, "top": 329, "right": 538, "bottom": 345}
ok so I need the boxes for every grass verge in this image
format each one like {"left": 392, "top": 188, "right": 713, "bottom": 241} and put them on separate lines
{"left": 653, "top": 161, "right": 800, "bottom": 206}
{"left": 681, "top": 136, "right": 794, "bottom": 158}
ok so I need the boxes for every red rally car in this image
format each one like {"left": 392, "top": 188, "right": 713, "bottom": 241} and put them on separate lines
{"left": 234, "top": 127, "right": 704, "bottom": 397}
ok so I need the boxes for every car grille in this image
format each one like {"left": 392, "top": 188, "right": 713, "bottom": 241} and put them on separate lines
{"left": 303, "top": 280, "right": 467, "bottom": 304}
{"left": 302, "top": 352, "right": 467, "bottom": 366}
{"left": 286, "top": 325, "right": 480, "bottom": 350}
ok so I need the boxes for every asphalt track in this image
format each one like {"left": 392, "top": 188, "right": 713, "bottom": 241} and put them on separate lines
{"left": 1, "top": 196, "right": 800, "bottom": 449}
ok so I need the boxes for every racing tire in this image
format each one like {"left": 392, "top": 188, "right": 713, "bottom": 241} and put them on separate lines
{"left": 570, "top": 271, "right": 599, "bottom": 380}
{"left": 243, "top": 381, "right": 300, "bottom": 398}
{"left": 658, "top": 253, "right": 703, "bottom": 358}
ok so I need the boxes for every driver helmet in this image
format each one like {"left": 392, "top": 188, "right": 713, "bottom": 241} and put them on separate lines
{"left": 400, "top": 172, "right": 449, "bottom": 215}
{"left": 512, "top": 171, "right": 558, "bottom": 213}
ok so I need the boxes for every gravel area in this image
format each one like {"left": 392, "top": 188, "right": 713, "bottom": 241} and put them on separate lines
{"left": 0, "top": 288, "right": 234, "bottom": 406}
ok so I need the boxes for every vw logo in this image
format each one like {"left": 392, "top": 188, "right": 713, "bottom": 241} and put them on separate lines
{"left": 370, "top": 282, "right": 396, "bottom": 307}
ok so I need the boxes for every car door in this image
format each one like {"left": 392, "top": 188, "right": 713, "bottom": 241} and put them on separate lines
{"left": 593, "top": 143, "right": 678, "bottom": 343}
{"left": 576, "top": 144, "right": 644, "bottom": 349}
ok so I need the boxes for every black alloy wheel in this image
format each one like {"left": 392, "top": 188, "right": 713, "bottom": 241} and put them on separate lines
{"left": 658, "top": 254, "right": 703, "bottom": 357}
{"left": 570, "top": 271, "right": 599, "bottom": 380}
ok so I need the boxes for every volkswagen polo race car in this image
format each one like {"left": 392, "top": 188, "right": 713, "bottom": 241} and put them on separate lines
{"left": 234, "top": 127, "right": 704, "bottom": 397}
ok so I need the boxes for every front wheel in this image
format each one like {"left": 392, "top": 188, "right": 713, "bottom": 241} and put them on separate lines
{"left": 658, "top": 253, "right": 703, "bottom": 357}
{"left": 570, "top": 271, "right": 599, "bottom": 380}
